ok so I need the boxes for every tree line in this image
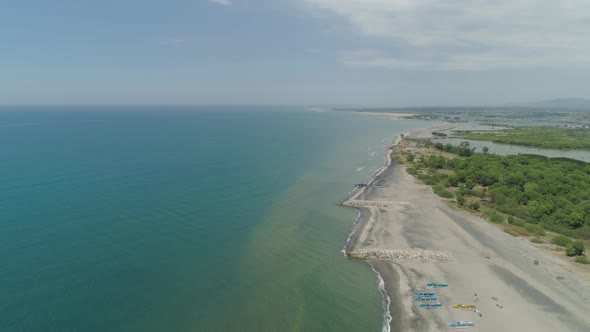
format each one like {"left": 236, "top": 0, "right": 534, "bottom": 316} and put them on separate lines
{"left": 402, "top": 141, "right": 590, "bottom": 257}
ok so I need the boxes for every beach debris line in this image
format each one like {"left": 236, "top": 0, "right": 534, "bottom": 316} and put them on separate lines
{"left": 448, "top": 321, "right": 475, "bottom": 328}
{"left": 419, "top": 303, "right": 443, "bottom": 309}
{"left": 347, "top": 249, "right": 454, "bottom": 261}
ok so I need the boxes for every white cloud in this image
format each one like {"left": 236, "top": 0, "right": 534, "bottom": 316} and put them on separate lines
{"left": 304, "top": 0, "right": 590, "bottom": 70}
{"left": 210, "top": 0, "right": 232, "bottom": 7}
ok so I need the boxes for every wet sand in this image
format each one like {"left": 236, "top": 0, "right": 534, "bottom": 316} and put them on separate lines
{"left": 344, "top": 125, "right": 590, "bottom": 331}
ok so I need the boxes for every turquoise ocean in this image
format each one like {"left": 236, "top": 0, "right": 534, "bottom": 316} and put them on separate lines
{"left": 0, "top": 106, "right": 424, "bottom": 331}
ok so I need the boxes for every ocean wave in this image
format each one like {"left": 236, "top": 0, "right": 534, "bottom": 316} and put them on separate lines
{"left": 368, "top": 261, "right": 392, "bottom": 332}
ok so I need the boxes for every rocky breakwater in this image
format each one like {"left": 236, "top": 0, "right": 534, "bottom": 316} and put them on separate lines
{"left": 347, "top": 249, "right": 454, "bottom": 261}
{"left": 341, "top": 200, "right": 413, "bottom": 208}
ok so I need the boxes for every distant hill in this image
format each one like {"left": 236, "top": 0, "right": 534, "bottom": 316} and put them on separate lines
{"left": 530, "top": 98, "right": 590, "bottom": 109}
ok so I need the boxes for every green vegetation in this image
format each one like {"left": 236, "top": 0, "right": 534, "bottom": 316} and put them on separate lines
{"left": 566, "top": 240, "right": 585, "bottom": 256}
{"left": 432, "top": 141, "right": 475, "bottom": 156}
{"left": 574, "top": 256, "right": 590, "bottom": 264}
{"left": 467, "top": 200, "right": 480, "bottom": 211}
{"left": 432, "top": 132, "right": 447, "bottom": 137}
{"left": 530, "top": 237, "right": 544, "bottom": 244}
{"left": 483, "top": 209, "right": 504, "bottom": 223}
{"left": 455, "top": 127, "right": 590, "bottom": 150}
{"left": 432, "top": 185, "right": 454, "bottom": 198}
{"left": 399, "top": 140, "right": 590, "bottom": 258}
{"left": 551, "top": 235, "right": 573, "bottom": 247}
{"left": 413, "top": 142, "right": 590, "bottom": 239}
{"left": 524, "top": 224, "right": 546, "bottom": 236}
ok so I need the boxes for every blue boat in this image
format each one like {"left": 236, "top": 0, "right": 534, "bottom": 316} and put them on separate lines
{"left": 448, "top": 321, "right": 475, "bottom": 328}
{"left": 414, "top": 297, "right": 437, "bottom": 301}
{"left": 413, "top": 291, "right": 435, "bottom": 296}
{"left": 419, "top": 303, "right": 443, "bottom": 308}
{"left": 427, "top": 283, "right": 448, "bottom": 288}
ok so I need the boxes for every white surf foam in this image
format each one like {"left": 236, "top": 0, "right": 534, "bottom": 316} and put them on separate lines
{"left": 341, "top": 209, "right": 362, "bottom": 256}
{"left": 368, "top": 261, "right": 392, "bottom": 332}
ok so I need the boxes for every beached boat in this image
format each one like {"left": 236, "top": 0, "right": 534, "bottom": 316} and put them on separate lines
{"left": 448, "top": 321, "right": 475, "bottom": 328}
{"left": 415, "top": 297, "right": 438, "bottom": 301}
{"left": 427, "top": 282, "right": 448, "bottom": 288}
{"left": 452, "top": 304, "right": 477, "bottom": 309}
{"left": 413, "top": 291, "right": 435, "bottom": 296}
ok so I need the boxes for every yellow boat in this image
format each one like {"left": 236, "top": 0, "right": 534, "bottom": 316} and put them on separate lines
{"left": 452, "top": 304, "right": 477, "bottom": 309}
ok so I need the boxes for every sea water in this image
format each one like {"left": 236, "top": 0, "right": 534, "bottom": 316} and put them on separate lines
{"left": 0, "top": 106, "right": 425, "bottom": 331}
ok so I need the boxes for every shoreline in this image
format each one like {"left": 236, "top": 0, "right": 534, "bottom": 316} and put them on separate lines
{"left": 341, "top": 121, "right": 455, "bottom": 332}
{"left": 340, "top": 121, "right": 590, "bottom": 331}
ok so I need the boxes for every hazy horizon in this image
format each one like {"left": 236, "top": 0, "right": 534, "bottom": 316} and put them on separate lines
{"left": 2, "top": 1, "right": 590, "bottom": 105}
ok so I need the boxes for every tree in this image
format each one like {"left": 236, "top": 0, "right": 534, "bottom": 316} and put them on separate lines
{"left": 482, "top": 146, "right": 490, "bottom": 154}
{"left": 458, "top": 142, "right": 475, "bottom": 156}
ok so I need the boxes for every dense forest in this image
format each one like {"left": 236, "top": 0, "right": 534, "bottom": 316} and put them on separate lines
{"left": 454, "top": 127, "right": 590, "bottom": 150}
{"left": 400, "top": 141, "right": 590, "bottom": 258}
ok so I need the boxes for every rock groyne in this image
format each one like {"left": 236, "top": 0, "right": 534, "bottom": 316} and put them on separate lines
{"left": 347, "top": 249, "right": 454, "bottom": 261}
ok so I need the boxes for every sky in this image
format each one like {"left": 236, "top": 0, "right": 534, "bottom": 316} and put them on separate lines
{"left": 1, "top": 0, "right": 589, "bottom": 106}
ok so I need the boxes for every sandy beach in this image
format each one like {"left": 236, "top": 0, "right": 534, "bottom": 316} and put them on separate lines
{"left": 344, "top": 124, "right": 590, "bottom": 331}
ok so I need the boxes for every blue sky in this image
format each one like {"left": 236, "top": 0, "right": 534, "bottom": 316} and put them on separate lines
{"left": 1, "top": 0, "right": 589, "bottom": 106}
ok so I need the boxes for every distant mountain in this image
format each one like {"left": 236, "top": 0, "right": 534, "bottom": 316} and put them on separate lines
{"left": 530, "top": 98, "right": 590, "bottom": 109}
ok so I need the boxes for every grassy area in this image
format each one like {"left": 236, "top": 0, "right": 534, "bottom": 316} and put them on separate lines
{"left": 454, "top": 127, "right": 590, "bottom": 150}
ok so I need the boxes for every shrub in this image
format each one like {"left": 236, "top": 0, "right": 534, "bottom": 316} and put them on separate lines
{"left": 566, "top": 240, "right": 585, "bottom": 257}
{"left": 470, "top": 189, "right": 486, "bottom": 198}
{"left": 489, "top": 213, "right": 504, "bottom": 224}
{"left": 407, "top": 167, "right": 418, "bottom": 175}
{"left": 524, "top": 224, "right": 546, "bottom": 236}
{"left": 456, "top": 193, "right": 466, "bottom": 206}
{"left": 424, "top": 178, "right": 437, "bottom": 186}
{"left": 530, "top": 237, "right": 544, "bottom": 244}
{"left": 512, "top": 219, "right": 527, "bottom": 227}
{"left": 551, "top": 235, "right": 573, "bottom": 248}
{"left": 507, "top": 216, "right": 514, "bottom": 224}
{"left": 457, "top": 186, "right": 470, "bottom": 196}
{"left": 417, "top": 174, "right": 433, "bottom": 182}
{"left": 467, "top": 200, "right": 480, "bottom": 211}
{"left": 574, "top": 256, "right": 590, "bottom": 264}
{"left": 433, "top": 185, "right": 454, "bottom": 199}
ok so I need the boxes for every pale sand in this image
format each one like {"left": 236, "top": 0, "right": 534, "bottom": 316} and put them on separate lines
{"left": 345, "top": 125, "right": 590, "bottom": 331}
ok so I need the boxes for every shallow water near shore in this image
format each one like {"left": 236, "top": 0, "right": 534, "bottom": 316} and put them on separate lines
{"left": 0, "top": 106, "right": 425, "bottom": 331}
